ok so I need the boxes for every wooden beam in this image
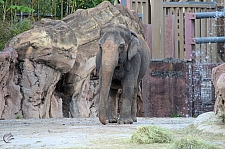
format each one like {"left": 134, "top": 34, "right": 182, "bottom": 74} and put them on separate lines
{"left": 151, "top": 0, "right": 164, "bottom": 59}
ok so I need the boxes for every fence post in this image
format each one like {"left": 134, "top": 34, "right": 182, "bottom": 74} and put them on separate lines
{"left": 151, "top": 0, "right": 164, "bottom": 59}
{"left": 185, "top": 13, "right": 196, "bottom": 60}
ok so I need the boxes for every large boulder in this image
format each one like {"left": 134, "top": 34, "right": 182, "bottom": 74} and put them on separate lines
{"left": 4, "top": 19, "right": 77, "bottom": 118}
{"left": 0, "top": 47, "right": 21, "bottom": 119}
{"left": 212, "top": 64, "right": 225, "bottom": 120}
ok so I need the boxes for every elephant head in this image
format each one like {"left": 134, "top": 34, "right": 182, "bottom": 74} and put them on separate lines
{"left": 96, "top": 23, "right": 140, "bottom": 125}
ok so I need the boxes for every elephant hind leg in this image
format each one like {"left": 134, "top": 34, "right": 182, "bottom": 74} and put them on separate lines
{"left": 107, "top": 88, "right": 118, "bottom": 123}
{"left": 131, "top": 87, "right": 139, "bottom": 122}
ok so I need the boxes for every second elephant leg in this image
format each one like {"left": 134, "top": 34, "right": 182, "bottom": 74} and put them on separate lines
{"left": 131, "top": 87, "right": 138, "bottom": 122}
{"left": 106, "top": 88, "right": 118, "bottom": 123}
{"left": 118, "top": 83, "right": 134, "bottom": 124}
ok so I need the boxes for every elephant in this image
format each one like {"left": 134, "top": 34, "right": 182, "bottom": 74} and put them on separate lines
{"left": 96, "top": 23, "right": 150, "bottom": 125}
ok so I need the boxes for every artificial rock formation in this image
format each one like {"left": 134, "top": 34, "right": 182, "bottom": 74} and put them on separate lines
{"left": 3, "top": 20, "right": 77, "bottom": 119}
{"left": 212, "top": 64, "right": 225, "bottom": 120}
{"left": 0, "top": 1, "right": 145, "bottom": 119}
{"left": 0, "top": 47, "right": 21, "bottom": 119}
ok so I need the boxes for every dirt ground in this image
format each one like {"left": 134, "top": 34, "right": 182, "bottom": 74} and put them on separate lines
{"left": 0, "top": 112, "right": 224, "bottom": 149}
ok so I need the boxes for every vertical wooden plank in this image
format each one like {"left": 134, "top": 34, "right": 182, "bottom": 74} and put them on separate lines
{"left": 144, "top": 24, "right": 152, "bottom": 59}
{"left": 143, "top": 1, "right": 150, "bottom": 24}
{"left": 174, "top": 8, "right": 179, "bottom": 58}
{"left": 161, "top": 1, "right": 165, "bottom": 59}
{"left": 165, "top": 15, "right": 175, "bottom": 58}
{"left": 126, "top": 0, "right": 131, "bottom": 10}
{"left": 138, "top": 1, "right": 142, "bottom": 22}
{"left": 195, "top": 8, "right": 201, "bottom": 63}
{"left": 151, "top": 0, "right": 164, "bottom": 59}
{"left": 179, "top": 7, "right": 184, "bottom": 59}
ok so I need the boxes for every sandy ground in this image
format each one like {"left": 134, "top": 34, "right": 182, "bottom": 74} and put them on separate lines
{"left": 0, "top": 117, "right": 196, "bottom": 149}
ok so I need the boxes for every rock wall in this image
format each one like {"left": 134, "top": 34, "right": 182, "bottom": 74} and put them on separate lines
{"left": 0, "top": 47, "right": 21, "bottom": 119}
{"left": 0, "top": 1, "right": 145, "bottom": 119}
{"left": 1, "top": 20, "right": 77, "bottom": 119}
{"left": 212, "top": 64, "right": 225, "bottom": 120}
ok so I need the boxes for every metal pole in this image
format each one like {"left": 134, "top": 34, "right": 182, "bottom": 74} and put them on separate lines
{"left": 121, "top": 0, "right": 127, "bottom": 6}
{"left": 195, "top": 37, "right": 225, "bottom": 44}
{"left": 195, "top": 11, "right": 225, "bottom": 19}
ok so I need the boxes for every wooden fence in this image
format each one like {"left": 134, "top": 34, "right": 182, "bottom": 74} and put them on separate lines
{"left": 126, "top": 0, "right": 223, "bottom": 62}
{"left": 122, "top": 0, "right": 225, "bottom": 117}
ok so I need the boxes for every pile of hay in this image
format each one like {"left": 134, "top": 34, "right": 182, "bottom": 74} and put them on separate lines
{"left": 130, "top": 125, "right": 173, "bottom": 144}
{"left": 130, "top": 125, "right": 219, "bottom": 149}
{"left": 171, "top": 136, "right": 219, "bottom": 149}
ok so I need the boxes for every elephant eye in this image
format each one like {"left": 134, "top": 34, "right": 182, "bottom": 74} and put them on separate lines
{"left": 99, "top": 44, "right": 102, "bottom": 51}
{"left": 119, "top": 44, "right": 125, "bottom": 52}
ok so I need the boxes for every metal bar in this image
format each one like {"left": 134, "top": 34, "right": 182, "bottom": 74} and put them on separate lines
{"left": 195, "top": 11, "right": 225, "bottom": 19}
{"left": 195, "top": 37, "right": 225, "bottom": 44}
{"left": 163, "top": 2, "right": 216, "bottom": 8}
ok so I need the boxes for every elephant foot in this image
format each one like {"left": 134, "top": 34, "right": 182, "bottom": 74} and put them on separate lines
{"left": 132, "top": 117, "right": 137, "bottom": 122}
{"left": 117, "top": 117, "right": 133, "bottom": 124}
{"left": 108, "top": 118, "right": 118, "bottom": 123}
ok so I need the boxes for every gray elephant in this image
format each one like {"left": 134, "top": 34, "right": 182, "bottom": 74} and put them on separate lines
{"left": 96, "top": 23, "right": 150, "bottom": 125}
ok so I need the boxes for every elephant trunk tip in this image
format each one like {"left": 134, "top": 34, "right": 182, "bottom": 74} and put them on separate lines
{"left": 99, "top": 115, "right": 107, "bottom": 125}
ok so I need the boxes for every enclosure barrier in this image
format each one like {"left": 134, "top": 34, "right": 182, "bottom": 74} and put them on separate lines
{"left": 148, "top": 1, "right": 216, "bottom": 60}
{"left": 185, "top": 11, "right": 225, "bottom": 60}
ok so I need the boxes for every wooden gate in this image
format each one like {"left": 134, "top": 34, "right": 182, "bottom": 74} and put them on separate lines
{"left": 126, "top": 0, "right": 220, "bottom": 61}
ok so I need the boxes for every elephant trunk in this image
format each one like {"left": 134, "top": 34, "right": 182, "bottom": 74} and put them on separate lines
{"left": 99, "top": 39, "right": 118, "bottom": 125}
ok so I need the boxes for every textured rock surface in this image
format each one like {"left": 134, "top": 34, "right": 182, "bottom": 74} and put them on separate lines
{"left": 3, "top": 20, "right": 77, "bottom": 118}
{"left": 212, "top": 64, "right": 225, "bottom": 119}
{"left": 0, "top": 1, "right": 145, "bottom": 119}
{"left": 0, "top": 47, "right": 22, "bottom": 119}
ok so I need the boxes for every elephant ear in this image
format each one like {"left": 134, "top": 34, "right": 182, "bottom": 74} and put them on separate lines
{"left": 128, "top": 33, "right": 140, "bottom": 60}
{"left": 96, "top": 49, "right": 101, "bottom": 74}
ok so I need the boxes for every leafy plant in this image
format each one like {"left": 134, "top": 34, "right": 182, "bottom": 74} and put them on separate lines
{"left": 0, "top": 19, "right": 33, "bottom": 50}
{"left": 0, "top": 0, "right": 34, "bottom": 22}
{"left": 10, "top": 5, "right": 34, "bottom": 13}
{"left": 16, "top": 113, "right": 22, "bottom": 119}
{"left": 171, "top": 136, "right": 219, "bottom": 149}
{"left": 130, "top": 125, "right": 174, "bottom": 144}
{"left": 171, "top": 114, "right": 181, "bottom": 118}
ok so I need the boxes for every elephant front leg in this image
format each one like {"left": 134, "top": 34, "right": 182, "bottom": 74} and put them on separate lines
{"left": 118, "top": 83, "right": 134, "bottom": 124}
{"left": 106, "top": 88, "right": 118, "bottom": 123}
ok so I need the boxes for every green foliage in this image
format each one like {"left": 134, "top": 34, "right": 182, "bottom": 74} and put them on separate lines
{"left": 171, "top": 114, "right": 181, "bottom": 118}
{"left": 10, "top": 5, "right": 34, "bottom": 13}
{"left": 74, "top": 0, "right": 114, "bottom": 10}
{"left": 171, "top": 136, "right": 219, "bottom": 149}
{"left": 130, "top": 125, "right": 174, "bottom": 144}
{"left": 0, "top": 19, "right": 33, "bottom": 50}
{"left": 9, "top": 19, "right": 33, "bottom": 36}
{"left": 16, "top": 113, "right": 22, "bottom": 119}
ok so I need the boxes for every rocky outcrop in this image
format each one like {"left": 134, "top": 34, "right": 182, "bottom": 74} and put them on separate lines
{"left": 3, "top": 20, "right": 77, "bottom": 118}
{"left": 212, "top": 64, "right": 225, "bottom": 120}
{"left": 0, "top": 47, "right": 21, "bottom": 119}
{"left": 1, "top": 1, "right": 145, "bottom": 119}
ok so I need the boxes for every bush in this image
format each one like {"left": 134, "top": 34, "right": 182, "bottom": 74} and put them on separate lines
{"left": 130, "top": 125, "right": 174, "bottom": 144}
{"left": 0, "top": 19, "right": 33, "bottom": 51}
{"left": 171, "top": 136, "right": 219, "bottom": 149}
